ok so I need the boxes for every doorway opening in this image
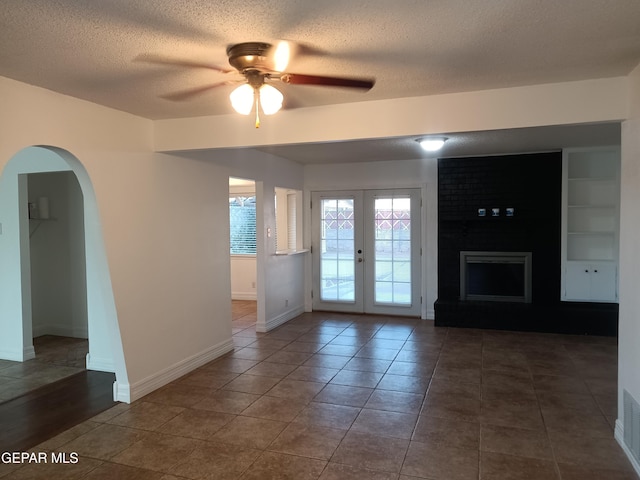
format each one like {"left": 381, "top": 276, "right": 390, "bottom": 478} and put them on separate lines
{"left": 29, "top": 171, "right": 88, "bottom": 371}
{"left": 229, "top": 177, "right": 258, "bottom": 338}
{"left": 0, "top": 146, "right": 127, "bottom": 403}
{"left": 311, "top": 189, "right": 422, "bottom": 317}
{"left": 0, "top": 171, "right": 92, "bottom": 404}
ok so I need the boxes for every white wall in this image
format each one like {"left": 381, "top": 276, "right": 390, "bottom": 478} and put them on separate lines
{"left": 102, "top": 150, "right": 234, "bottom": 399}
{"left": 68, "top": 170, "right": 88, "bottom": 339}
{"left": 0, "top": 77, "right": 235, "bottom": 403}
{"left": 2, "top": 65, "right": 637, "bottom": 410}
{"left": 155, "top": 77, "right": 628, "bottom": 152}
{"left": 304, "top": 157, "right": 438, "bottom": 319}
{"left": 231, "top": 256, "right": 257, "bottom": 300}
{"left": 29, "top": 171, "right": 87, "bottom": 338}
{"left": 155, "top": 77, "right": 630, "bottom": 325}
{"left": 617, "top": 62, "right": 640, "bottom": 474}
{"left": 178, "top": 148, "right": 306, "bottom": 332}
{"left": 1, "top": 150, "right": 74, "bottom": 361}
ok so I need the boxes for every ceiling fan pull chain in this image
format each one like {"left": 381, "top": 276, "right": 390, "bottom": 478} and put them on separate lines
{"left": 254, "top": 92, "right": 261, "bottom": 128}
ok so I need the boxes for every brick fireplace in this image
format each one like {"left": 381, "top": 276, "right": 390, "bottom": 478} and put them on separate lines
{"left": 434, "top": 152, "right": 617, "bottom": 336}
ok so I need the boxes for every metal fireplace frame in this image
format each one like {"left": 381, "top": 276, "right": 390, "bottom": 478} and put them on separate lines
{"left": 460, "top": 251, "right": 533, "bottom": 303}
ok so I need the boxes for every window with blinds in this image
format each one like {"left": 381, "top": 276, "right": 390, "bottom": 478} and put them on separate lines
{"left": 229, "top": 195, "right": 256, "bottom": 254}
{"left": 287, "top": 192, "right": 297, "bottom": 250}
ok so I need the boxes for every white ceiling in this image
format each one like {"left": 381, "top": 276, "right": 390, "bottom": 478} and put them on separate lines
{"left": 1, "top": 0, "right": 639, "bottom": 162}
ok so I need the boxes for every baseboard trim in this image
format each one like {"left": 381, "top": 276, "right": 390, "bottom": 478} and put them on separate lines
{"left": 33, "top": 324, "right": 88, "bottom": 339}
{"left": 0, "top": 348, "right": 28, "bottom": 361}
{"left": 86, "top": 353, "right": 115, "bottom": 373}
{"left": 113, "top": 380, "right": 131, "bottom": 404}
{"left": 232, "top": 293, "right": 257, "bottom": 301}
{"left": 118, "top": 338, "right": 234, "bottom": 404}
{"left": 615, "top": 419, "right": 640, "bottom": 477}
{"left": 256, "top": 305, "right": 305, "bottom": 333}
{"left": 23, "top": 345, "right": 35, "bottom": 360}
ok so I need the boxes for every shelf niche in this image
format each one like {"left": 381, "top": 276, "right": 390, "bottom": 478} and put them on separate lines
{"left": 562, "top": 147, "right": 620, "bottom": 302}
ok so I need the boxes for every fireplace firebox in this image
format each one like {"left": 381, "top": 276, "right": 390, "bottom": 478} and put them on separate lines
{"left": 460, "top": 251, "right": 532, "bottom": 303}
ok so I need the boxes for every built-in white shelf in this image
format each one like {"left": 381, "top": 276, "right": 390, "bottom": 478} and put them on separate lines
{"left": 561, "top": 147, "right": 620, "bottom": 302}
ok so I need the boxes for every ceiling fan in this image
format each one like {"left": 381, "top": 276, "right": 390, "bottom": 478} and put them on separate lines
{"left": 136, "top": 41, "right": 375, "bottom": 127}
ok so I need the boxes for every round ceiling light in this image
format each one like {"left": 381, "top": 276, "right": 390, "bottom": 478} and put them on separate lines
{"left": 417, "top": 137, "right": 448, "bottom": 152}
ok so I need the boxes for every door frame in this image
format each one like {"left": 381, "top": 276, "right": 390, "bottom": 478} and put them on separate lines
{"left": 311, "top": 190, "right": 364, "bottom": 313}
{"left": 311, "top": 188, "right": 422, "bottom": 316}
{"left": 0, "top": 146, "right": 128, "bottom": 400}
{"left": 363, "top": 188, "right": 422, "bottom": 316}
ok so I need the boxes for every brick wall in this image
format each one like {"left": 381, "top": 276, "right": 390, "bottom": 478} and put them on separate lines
{"left": 437, "top": 152, "right": 562, "bottom": 305}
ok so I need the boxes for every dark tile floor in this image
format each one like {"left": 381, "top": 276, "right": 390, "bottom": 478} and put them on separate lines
{"left": 0, "top": 335, "right": 87, "bottom": 403}
{"left": 2, "top": 302, "right": 637, "bottom": 479}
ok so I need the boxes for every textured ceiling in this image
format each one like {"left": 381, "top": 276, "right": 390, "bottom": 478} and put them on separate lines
{"left": 1, "top": 0, "right": 640, "bottom": 120}
{"left": 1, "top": 0, "right": 638, "bottom": 162}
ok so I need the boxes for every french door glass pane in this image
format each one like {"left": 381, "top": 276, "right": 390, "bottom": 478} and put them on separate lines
{"left": 320, "top": 198, "right": 355, "bottom": 302}
{"left": 373, "top": 196, "right": 411, "bottom": 305}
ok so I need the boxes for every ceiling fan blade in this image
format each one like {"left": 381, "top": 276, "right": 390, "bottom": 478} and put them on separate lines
{"left": 269, "top": 40, "right": 292, "bottom": 72}
{"left": 280, "top": 73, "right": 375, "bottom": 90}
{"left": 134, "top": 53, "right": 233, "bottom": 74}
{"left": 292, "top": 42, "right": 329, "bottom": 59}
{"left": 159, "top": 81, "right": 236, "bottom": 101}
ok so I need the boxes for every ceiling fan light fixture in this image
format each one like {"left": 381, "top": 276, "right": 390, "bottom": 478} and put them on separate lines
{"left": 417, "top": 137, "right": 447, "bottom": 152}
{"left": 230, "top": 83, "right": 283, "bottom": 116}
{"left": 143, "top": 41, "right": 376, "bottom": 126}
{"left": 229, "top": 84, "right": 255, "bottom": 115}
{"left": 259, "top": 84, "right": 283, "bottom": 115}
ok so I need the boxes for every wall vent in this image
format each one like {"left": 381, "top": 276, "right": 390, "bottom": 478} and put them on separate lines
{"left": 624, "top": 389, "right": 640, "bottom": 463}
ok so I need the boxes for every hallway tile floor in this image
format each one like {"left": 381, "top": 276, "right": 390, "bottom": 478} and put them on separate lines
{"left": 0, "top": 336, "right": 87, "bottom": 403}
{"left": 2, "top": 306, "right": 637, "bottom": 479}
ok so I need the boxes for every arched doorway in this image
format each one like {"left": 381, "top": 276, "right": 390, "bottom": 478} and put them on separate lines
{"left": 0, "top": 146, "right": 127, "bottom": 401}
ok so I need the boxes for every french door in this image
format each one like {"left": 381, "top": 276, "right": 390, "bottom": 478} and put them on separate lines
{"left": 311, "top": 189, "right": 421, "bottom": 316}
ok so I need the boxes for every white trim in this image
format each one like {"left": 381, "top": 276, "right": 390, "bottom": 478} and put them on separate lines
{"left": 86, "top": 353, "right": 115, "bottom": 373}
{"left": 23, "top": 345, "right": 35, "bottom": 360}
{"left": 308, "top": 181, "right": 429, "bottom": 192}
{"left": 0, "top": 348, "right": 27, "bottom": 361}
{"left": 256, "top": 305, "right": 305, "bottom": 333}
{"left": 119, "top": 339, "right": 234, "bottom": 404}
{"left": 113, "top": 380, "right": 131, "bottom": 403}
{"left": 310, "top": 188, "right": 423, "bottom": 317}
{"left": 232, "top": 292, "right": 257, "bottom": 301}
{"left": 426, "top": 307, "right": 435, "bottom": 320}
{"left": 615, "top": 419, "right": 640, "bottom": 477}
{"left": 32, "top": 324, "right": 88, "bottom": 339}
